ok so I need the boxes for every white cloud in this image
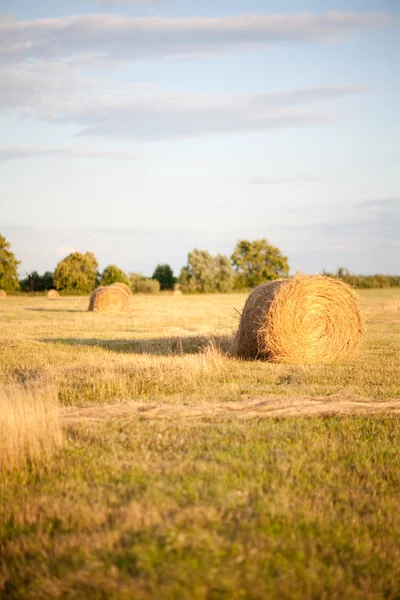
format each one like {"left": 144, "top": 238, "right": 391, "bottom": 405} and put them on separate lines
{"left": 97, "top": 0, "right": 159, "bottom": 5}
{"left": 0, "top": 60, "right": 365, "bottom": 140}
{"left": 0, "top": 146, "right": 142, "bottom": 161}
{"left": 74, "top": 84, "right": 362, "bottom": 141}
{"left": 0, "top": 11, "right": 383, "bottom": 141}
{"left": 0, "top": 12, "right": 392, "bottom": 65}
{"left": 300, "top": 198, "right": 400, "bottom": 242}
{"left": 247, "top": 175, "right": 320, "bottom": 185}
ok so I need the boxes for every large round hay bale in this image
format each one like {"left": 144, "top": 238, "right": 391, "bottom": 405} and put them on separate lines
{"left": 0, "top": 290, "right": 6, "bottom": 298}
{"left": 88, "top": 285, "right": 130, "bottom": 313}
{"left": 47, "top": 289, "right": 59, "bottom": 299}
{"left": 110, "top": 281, "right": 132, "bottom": 297}
{"left": 234, "top": 274, "right": 364, "bottom": 364}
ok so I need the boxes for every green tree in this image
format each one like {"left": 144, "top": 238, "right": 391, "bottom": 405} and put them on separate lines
{"left": 53, "top": 251, "right": 99, "bottom": 293}
{"left": 178, "top": 266, "right": 195, "bottom": 293}
{"left": 179, "top": 249, "right": 215, "bottom": 293}
{"left": 320, "top": 267, "right": 400, "bottom": 289}
{"left": 179, "top": 249, "right": 234, "bottom": 293}
{"left": 152, "top": 264, "right": 175, "bottom": 290}
{"left": 231, "top": 239, "right": 289, "bottom": 288}
{"left": 215, "top": 253, "right": 234, "bottom": 293}
{"left": 101, "top": 264, "right": 130, "bottom": 287}
{"left": 0, "top": 233, "right": 20, "bottom": 292}
{"left": 20, "top": 271, "right": 54, "bottom": 292}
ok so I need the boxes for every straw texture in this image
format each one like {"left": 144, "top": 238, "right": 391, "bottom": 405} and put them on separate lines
{"left": 234, "top": 274, "right": 364, "bottom": 363}
{"left": 110, "top": 281, "right": 133, "bottom": 297}
{"left": 88, "top": 285, "right": 130, "bottom": 313}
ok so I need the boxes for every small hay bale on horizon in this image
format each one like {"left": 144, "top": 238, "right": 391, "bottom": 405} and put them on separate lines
{"left": 110, "top": 281, "right": 133, "bottom": 297}
{"left": 234, "top": 274, "right": 364, "bottom": 364}
{"left": 0, "top": 290, "right": 6, "bottom": 298}
{"left": 88, "top": 285, "right": 130, "bottom": 313}
{"left": 47, "top": 289, "right": 59, "bottom": 299}
{"left": 173, "top": 283, "right": 183, "bottom": 296}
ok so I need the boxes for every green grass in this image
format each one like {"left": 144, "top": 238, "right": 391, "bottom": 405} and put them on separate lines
{"left": 0, "top": 290, "right": 399, "bottom": 598}
{"left": 2, "top": 416, "right": 399, "bottom": 599}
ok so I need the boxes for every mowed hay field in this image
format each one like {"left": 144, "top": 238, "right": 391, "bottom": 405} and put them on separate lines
{"left": 0, "top": 290, "right": 400, "bottom": 599}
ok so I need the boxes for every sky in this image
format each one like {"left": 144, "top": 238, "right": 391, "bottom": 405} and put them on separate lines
{"left": 0, "top": 0, "right": 399, "bottom": 278}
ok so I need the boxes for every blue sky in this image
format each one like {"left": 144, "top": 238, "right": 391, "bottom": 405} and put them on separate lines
{"left": 0, "top": 0, "right": 399, "bottom": 278}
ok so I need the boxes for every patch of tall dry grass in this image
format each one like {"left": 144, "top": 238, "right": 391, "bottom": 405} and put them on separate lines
{"left": 0, "top": 386, "right": 63, "bottom": 473}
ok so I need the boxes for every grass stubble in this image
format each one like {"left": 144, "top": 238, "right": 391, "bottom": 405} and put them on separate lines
{"left": 0, "top": 289, "right": 399, "bottom": 599}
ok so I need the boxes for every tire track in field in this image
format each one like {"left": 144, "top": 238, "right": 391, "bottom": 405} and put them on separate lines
{"left": 62, "top": 395, "right": 400, "bottom": 425}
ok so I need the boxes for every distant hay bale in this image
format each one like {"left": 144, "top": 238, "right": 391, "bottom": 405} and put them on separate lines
{"left": 47, "top": 289, "right": 59, "bottom": 299}
{"left": 173, "top": 283, "right": 183, "bottom": 296}
{"left": 88, "top": 285, "right": 130, "bottom": 313}
{"left": 88, "top": 286, "right": 104, "bottom": 311}
{"left": 0, "top": 290, "right": 6, "bottom": 298}
{"left": 110, "top": 281, "right": 132, "bottom": 297}
{"left": 234, "top": 274, "right": 364, "bottom": 364}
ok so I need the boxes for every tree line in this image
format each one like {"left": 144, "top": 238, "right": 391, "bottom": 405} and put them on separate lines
{"left": 0, "top": 232, "right": 398, "bottom": 294}
{"left": 322, "top": 267, "right": 400, "bottom": 289}
{"left": 0, "top": 234, "right": 289, "bottom": 294}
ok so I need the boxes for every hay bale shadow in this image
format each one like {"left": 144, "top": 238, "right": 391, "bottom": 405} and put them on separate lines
{"left": 24, "top": 309, "right": 85, "bottom": 313}
{"left": 39, "top": 335, "right": 234, "bottom": 356}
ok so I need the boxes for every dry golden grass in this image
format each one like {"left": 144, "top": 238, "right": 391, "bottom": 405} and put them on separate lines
{"left": 235, "top": 274, "right": 364, "bottom": 363}
{"left": 0, "top": 385, "right": 63, "bottom": 473}
{"left": 0, "top": 289, "right": 398, "bottom": 406}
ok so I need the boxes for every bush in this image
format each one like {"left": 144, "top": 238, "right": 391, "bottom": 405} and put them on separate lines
{"left": 136, "top": 279, "right": 160, "bottom": 294}
{"left": 129, "top": 273, "right": 160, "bottom": 294}
{"left": 322, "top": 268, "right": 400, "bottom": 289}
